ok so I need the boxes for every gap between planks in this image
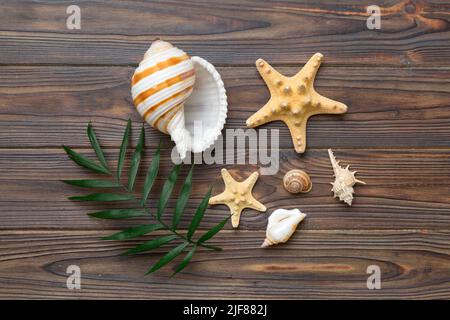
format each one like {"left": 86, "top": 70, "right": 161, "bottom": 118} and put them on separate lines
{"left": 0, "top": 229, "right": 448, "bottom": 234}
{"left": 1, "top": 63, "right": 450, "bottom": 69}
{"left": 1, "top": 146, "right": 450, "bottom": 151}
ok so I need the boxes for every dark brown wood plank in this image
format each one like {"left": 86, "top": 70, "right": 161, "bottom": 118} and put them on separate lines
{"left": 0, "top": 65, "right": 449, "bottom": 148}
{"left": 0, "top": 229, "right": 448, "bottom": 299}
{"left": 1, "top": 148, "right": 449, "bottom": 230}
{"left": 0, "top": 0, "right": 449, "bottom": 66}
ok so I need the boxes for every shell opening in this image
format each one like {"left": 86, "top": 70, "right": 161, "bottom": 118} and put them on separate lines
{"left": 181, "top": 56, "right": 227, "bottom": 155}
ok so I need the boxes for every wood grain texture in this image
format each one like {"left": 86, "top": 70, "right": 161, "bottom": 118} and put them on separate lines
{"left": 0, "top": 65, "right": 449, "bottom": 148}
{"left": 1, "top": 0, "right": 449, "bottom": 299}
{"left": 0, "top": 230, "right": 448, "bottom": 299}
{"left": 0, "top": 148, "right": 449, "bottom": 230}
{"left": 0, "top": 0, "right": 449, "bottom": 66}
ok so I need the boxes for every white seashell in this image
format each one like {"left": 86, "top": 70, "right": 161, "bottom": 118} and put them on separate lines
{"left": 261, "top": 208, "right": 306, "bottom": 248}
{"left": 328, "top": 149, "right": 366, "bottom": 206}
{"left": 131, "top": 40, "right": 227, "bottom": 159}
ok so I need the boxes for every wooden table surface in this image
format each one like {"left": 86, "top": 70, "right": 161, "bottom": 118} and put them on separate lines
{"left": 1, "top": 0, "right": 449, "bottom": 299}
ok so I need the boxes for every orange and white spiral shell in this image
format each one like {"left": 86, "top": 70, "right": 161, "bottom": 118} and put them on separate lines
{"left": 131, "top": 40, "right": 195, "bottom": 135}
{"left": 131, "top": 40, "right": 227, "bottom": 159}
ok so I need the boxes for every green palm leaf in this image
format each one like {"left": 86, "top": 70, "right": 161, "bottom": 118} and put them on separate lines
{"left": 87, "top": 122, "right": 109, "bottom": 172}
{"left": 172, "top": 165, "right": 194, "bottom": 229}
{"left": 123, "top": 235, "right": 177, "bottom": 256}
{"left": 157, "top": 165, "right": 180, "bottom": 219}
{"left": 198, "top": 217, "right": 229, "bottom": 244}
{"left": 187, "top": 187, "right": 212, "bottom": 240}
{"left": 127, "top": 125, "right": 145, "bottom": 191}
{"left": 62, "top": 145, "right": 109, "bottom": 174}
{"left": 171, "top": 245, "right": 196, "bottom": 277}
{"left": 146, "top": 242, "right": 189, "bottom": 274}
{"left": 88, "top": 209, "right": 147, "bottom": 219}
{"left": 102, "top": 223, "right": 164, "bottom": 240}
{"left": 69, "top": 193, "right": 135, "bottom": 202}
{"left": 141, "top": 141, "right": 161, "bottom": 206}
{"left": 62, "top": 179, "right": 121, "bottom": 188}
{"left": 117, "top": 118, "right": 131, "bottom": 180}
{"left": 63, "top": 120, "right": 228, "bottom": 276}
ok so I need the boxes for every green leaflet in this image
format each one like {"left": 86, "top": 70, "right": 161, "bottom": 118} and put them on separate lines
{"left": 172, "top": 165, "right": 194, "bottom": 229}
{"left": 69, "top": 193, "right": 135, "bottom": 202}
{"left": 117, "top": 119, "right": 131, "bottom": 180}
{"left": 102, "top": 223, "right": 164, "bottom": 240}
{"left": 198, "top": 217, "right": 230, "bottom": 244}
{"left": 187, "top": 187, "right": 212, "bottom": 240}
{"left": 127, "top": 125, "right": 145, "bottom": 191}
{"left": 171, "top": 245, "right": 196, "bottom": 277}
{"left": 141, "top": 141, "right": 161, "bottom": 206}
{"left": 87, "top": 122, "right": 109, "bottom": 172}
{"left": 88, "top": 209, "right": 147, "bottom": 219}
{"left": 123, "top": 235, "right": 177, "bottom": 256}
{"left": 62, "top": 179, "right": 121, "bottom": 188}
{"left": 157, "top": 165, "right": 180, "bottom": 219}
{"left": 146, "top": 242, "right": 189, "bottom": 275}
{"left": 62, "top": 145, "right": 109, "bottom": 174}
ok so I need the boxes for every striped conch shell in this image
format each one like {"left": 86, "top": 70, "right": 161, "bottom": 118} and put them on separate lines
{"left": 131, "top": 40, "right": 227, "bottom": 159}
{"left": 261, "top": 208, "right": 306, "bottom": 248}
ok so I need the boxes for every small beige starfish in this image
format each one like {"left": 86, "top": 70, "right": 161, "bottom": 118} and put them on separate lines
{"left": 209, "top": 168, "right": 266, "bottom": 228}
{"left": 246, "top": 53, "right": 348, "bottom": 153}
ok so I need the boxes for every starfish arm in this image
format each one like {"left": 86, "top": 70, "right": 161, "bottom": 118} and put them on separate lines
{"left": 246, "top": 99, "right": 279, "bottom": 128}
{"left": 230, "top": 206, "right": 243, "bottom": 228}
{"left": 208, "top": 191, "right": 230, "bottom": 205}
{"left": 310, "top": 92, "right": 347, "bottom": 116}
{"left": 255, "top": 58, "right": 285, "bottom": 93}
{"left": 282, "top": 116, "right": 308, "bottom": 153}
{"left": 220, "top": 168, "right": 236, "bottom": 186}
{"left": 242, "top": 171, "right": 260, "bottom": 190}
{"left": 247, "top": 196, "right": 267, "bottom": 212}
{"left": 294, "top": 53, "right": 323, "bottom": 83}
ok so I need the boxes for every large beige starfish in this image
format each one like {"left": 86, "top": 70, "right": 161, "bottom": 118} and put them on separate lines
{"left": 246, "top": 53, "right": 348, "bottom": 153}
{"left": 209, "top": 169, "right": 266, "bottom": 228}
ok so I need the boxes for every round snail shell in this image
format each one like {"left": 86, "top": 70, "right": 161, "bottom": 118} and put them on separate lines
{"left": 283, "top": 169, "right": 312, "bottom": 194}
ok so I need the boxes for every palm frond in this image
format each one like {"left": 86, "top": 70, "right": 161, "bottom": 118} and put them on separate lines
{"left": 127, "top": 125, "right": 145, "bottom": 191}
{"left": 117, "top": 118, "right": 131, "bottom": 180}
{"left": 141, "top": 141, "right": 161, "bottom": 206}
{"left": 146, "top": 242, "right": 189, "bottom": 274}
{"left": 102, "top": 223, "right": 165, "bottom": 240}
{"left": 172, "top": 165, "right": 194, "bottom": 229}
{"left": 63, "top": 120, "right": 227, "bottom": 276}
{"left": 157, "top": 165, "right": 180, "bottom": 219}
{"left": 187, "top": 187, "right": 212, "bottom": 240}
{"left": 87, "top": 122, "right": 109, "bottom": 172}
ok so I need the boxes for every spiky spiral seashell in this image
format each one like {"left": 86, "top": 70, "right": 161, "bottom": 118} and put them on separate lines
{"left": 283, "top": 169, "right": 312, "bottom": 194}
{"left": 328, "top": 149, "right": 365, "bottom": 206}
{"left": 261, "top": 208, "right": 306, "bottom": 248}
